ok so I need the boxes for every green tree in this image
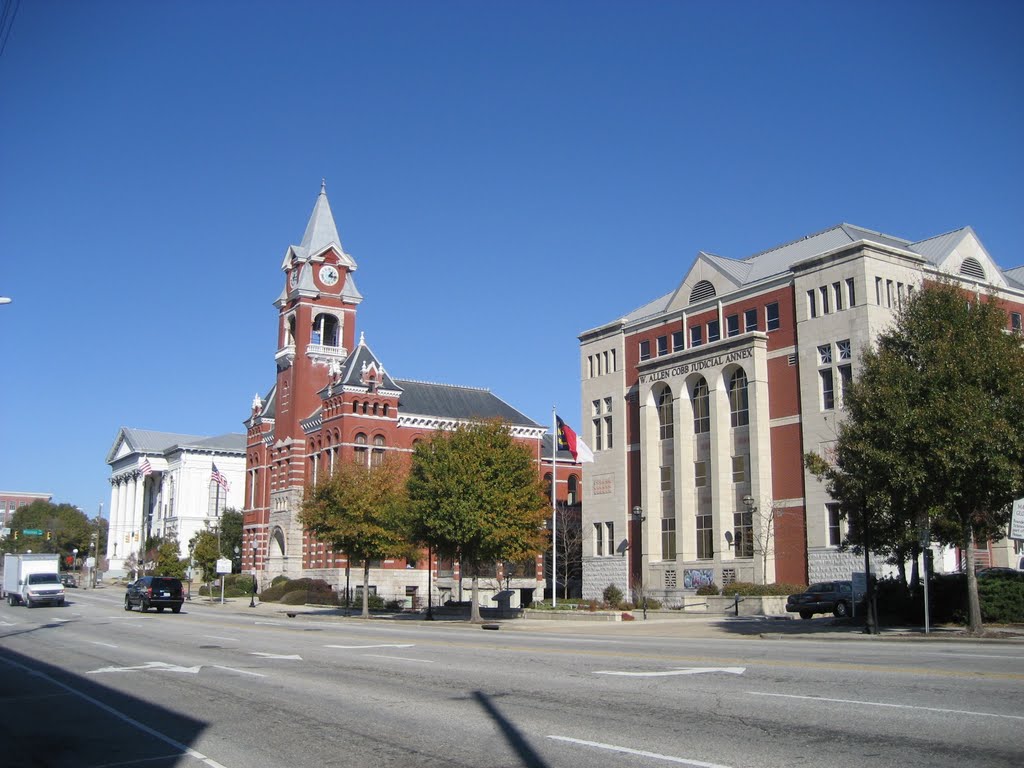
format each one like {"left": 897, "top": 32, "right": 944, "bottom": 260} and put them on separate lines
{"left": 806, "top": 281, "right": 1024, "bottom": 635}
{"left": 143, "top": 535, "right": 188, "bottom": 578}
{"left": 300, "top": 457, "right": 412, "bottom": 618}
{"left": 218, "top": 508, "right": 243, "bottom": 568}
{"left": 408, "top": 421, "right": 549, "bottom": 622}
{"left": 5, "top": 501, "right": 92, "bottom": 560}
{"left": 189, "top": 528, "right": 221, "bottom": 589}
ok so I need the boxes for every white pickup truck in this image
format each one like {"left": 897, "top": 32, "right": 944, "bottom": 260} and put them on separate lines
{"left": 2, "top": 553, "right": 66, "bottom": 607}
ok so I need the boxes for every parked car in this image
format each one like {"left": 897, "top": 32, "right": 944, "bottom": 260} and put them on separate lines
{"left": 976, "top": 567, "right": 1021, "bottom": 579}
{"left": 125, "top": 576, "right": 184, "bottom": 613}
{"left": 786, "top": 580, "right": 857, "bottom": 619}
{"left": 60, "top": 573, "right": 78, "bottom": 588}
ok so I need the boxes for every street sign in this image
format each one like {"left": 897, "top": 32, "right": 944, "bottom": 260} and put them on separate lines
{"left": 22, "top": 529, "right": 43, "bottom": 536}
{"left": 216, "top": 558, "right": 232, "bottom": 574}
{"left": 1010, "top": 498, "right": 1024, "bottom": 541}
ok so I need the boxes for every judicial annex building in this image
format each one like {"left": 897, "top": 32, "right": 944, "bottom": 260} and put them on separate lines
{"left": 579, "top": 223, "right": 1024, "bottom": 603}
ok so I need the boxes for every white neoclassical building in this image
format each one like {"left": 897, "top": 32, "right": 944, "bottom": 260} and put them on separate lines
{"left": 104, "top": 428, "right": 245, "bottom": 576}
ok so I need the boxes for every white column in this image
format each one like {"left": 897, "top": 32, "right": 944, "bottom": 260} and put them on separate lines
{"left": 117, "top": 480, "right": 129, "bottom": 558}
{"left": 675, "top": 381, "right": 696, "bottom": 561}
{"left": 709, "top": 371, "right": 733, "bottom": 567}
{"left": 106, "top": 480, "right": 121, "bottom": 562}
{"left": 747, "top": 340, "right": 774, "bottom": 582}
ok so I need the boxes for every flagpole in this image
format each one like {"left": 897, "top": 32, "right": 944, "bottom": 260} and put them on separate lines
{"left": 551, "top": 406, "right": 557, "bottom": 608}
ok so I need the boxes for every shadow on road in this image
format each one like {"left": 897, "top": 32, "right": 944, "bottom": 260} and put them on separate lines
{"left": 472, "top": 690, "right": 551, "bottom": 768}
{"left": 0, "top": 645, "right": 211, "bottom": 767}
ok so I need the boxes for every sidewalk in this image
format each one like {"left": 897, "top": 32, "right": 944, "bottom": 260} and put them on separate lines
{"left": 189, "top": 595, "right": 1024, "bottom": 642}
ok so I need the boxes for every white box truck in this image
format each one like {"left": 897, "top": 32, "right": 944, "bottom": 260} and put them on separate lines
{"left": 2, "top": 553, "right": 65, "bottom": 607}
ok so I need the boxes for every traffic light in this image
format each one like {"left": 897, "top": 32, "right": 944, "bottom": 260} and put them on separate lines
{"left": 12, "top": 530, "right": 18, "bottom": 540}
{"left": 45, "top": 530, "right": 52, "bottom": 541}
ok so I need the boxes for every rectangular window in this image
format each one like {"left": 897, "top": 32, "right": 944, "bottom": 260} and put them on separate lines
{"left": 839, "top": 364, "right": 853, "bottom": 405}
{"left": 846, "top": 278, "right": 856, "bottom": 307}
{"left": 611, "top": 349, "right": 617, "bottom": 372}
{"left": 821, "top": 368, "right": 835, "bottom": 410}
{"left": 1013, "top": 312, "right": 1023, "bottom": 332}
{"left": 657, "top": 335, "right": 668, "bottom": 356}
{"left": 744, "top": 308, "right": 758, "bottom": 332}
{"left": 592, "top": 419, "right": 602, "bottom": 451}
{"left": 707, "top": 319, "right": 720, "bottom": 342}
{"left": 606, "top": 522, "right": 614, "bottom": 555}
{"left": 898, "top": 282, "right": 906, "bottom": 309}
{"left": 671, "top": 330, "right": 684, "bottom": 351}
{"left": 818, "top": 343, "right": 832, "bottom": 365}
{"left": 696, "top": 514, "right": 713, "bottom": 559}
{"left": 603, "top": 350, "right": 609, "bottom": 374}
{"left": 837, "top": 339, "right": 851, "bottom": 360}
{"left": 833, "top": 282, "right": 843, "bottom": 311}
{"left": 660, "top": 465, "right": 673, "bottom": 492}
{"left": 820, "top": 286, "right": 830, "bottom": 315}
{"left": 807, "top": 289, "right": 817, "bottom": 319}
{"left": 690, "top": 325, "right": 703, "bottom": 347}
{"left": 726, "top": 314, "right": 740, "bottom": 337}
{"left": 594, "top": 523, "right": 604, "bottom": 557}
{"left": 639, "top": 340, "right": 651, "bottom": 361}
{"left": 733, "top": 510, "right": 753, "bottom": 558}
{"left": 731, "top": 455, "right": 746, "bottom": 483}
{"left": 766, "top": 302, "right": 780, "bottom": 330}
{"left": 605, "top": 416, "right": 613, "bottom": 449}
{"left": 886, "top": 280, "right": 894, "bottom": 308}
{"left": 661, "top": 517, "right": 677, "bottom": 560}
{"left": 593, "top": 399, "right": 601, "bottom": 416}
{"left": 588, "top": 356, "right": 594, "bottom": 378}
{"left": 875, "top": 277, "right": 883, "bottom": 305}
{"left": 827, "top": 503, "right": 842, "bottom": 546}
{"left": 694, "top": 461, "right": 707, "bottom": 487}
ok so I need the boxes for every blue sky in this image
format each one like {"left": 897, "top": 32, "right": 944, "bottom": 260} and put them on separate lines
{"left": 1, "top": 1, "right": 1022, "bottom": 517}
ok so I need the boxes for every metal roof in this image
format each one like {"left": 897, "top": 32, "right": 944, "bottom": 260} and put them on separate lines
{"left": 107, "top": 427, "right": 245, "bottom": 464}
{"left": 394, "top": 379, "right": 540, "bottom": 427}
{"left": 906, "top": 227, "right": 970, "bottom": 264}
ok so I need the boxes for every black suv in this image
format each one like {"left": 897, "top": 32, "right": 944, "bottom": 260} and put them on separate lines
{"left": 786, "top": 580, "right": 856, "bottom": 619}
{"left": 125, "top": 576, "right": 184, "bottom": 613}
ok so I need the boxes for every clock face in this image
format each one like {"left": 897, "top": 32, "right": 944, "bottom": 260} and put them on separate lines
{"left": 319, "top": 265, "right": 340, "bottom": 286}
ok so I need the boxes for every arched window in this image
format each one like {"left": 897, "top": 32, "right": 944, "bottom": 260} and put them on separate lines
{"left": 371, "top": 435, "right": 385, "bottom": 467}
{"left": 689, "top": 280, "right": 716, "bottom": 304}
{"left": 354, "top": 433, "right": 367, "bottom": 465}
{"left": 728, "top": 369, "right": 749, "bottom": 427}
{"left": 311, "top": 313, "right": 340, "bottom": 347}
{"left": 692, "top": 377, "right": 710, "bottom": 434}
{"left": 656, "top": 386, "right": 674, "bottom": 440}
{"left": 567, "top": 475, "right": 579, "bottom": 505}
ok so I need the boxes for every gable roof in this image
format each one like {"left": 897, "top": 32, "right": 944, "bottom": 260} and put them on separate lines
{"left": 106, "top": 427, "right": 245, "bottom": 464}
{"left": 395, "top": 379, "right": 540, "bottom": 427}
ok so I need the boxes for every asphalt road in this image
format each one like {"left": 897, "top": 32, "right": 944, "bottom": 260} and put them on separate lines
{"left": 2, "top": 589, "right": 1022, "bottom": 768}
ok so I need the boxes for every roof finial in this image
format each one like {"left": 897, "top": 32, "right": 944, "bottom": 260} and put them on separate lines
{"left": 359, "top": 331, "right": 365, "bottom": 346}
{"left": 321, "top": 178, "right": 327, "bottom": 194}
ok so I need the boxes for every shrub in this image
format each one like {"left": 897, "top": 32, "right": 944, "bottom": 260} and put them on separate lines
{"left": 603, "top": 584, "right": 624, "bottom": 608}
{"left": 280, "top": 590, "right": 310, "bottom": 605}
{"left": 271, "top": 575, "right": 290, "bottom": 587}
{"left": 979, "top": 572, "right": 1024, "bottom": 623}
{"left": 642, "top": 597, "right": 662, "bottom": 610}
{"left": 695, "top": 582, "right": 720, "bottom": 596}
{"left": 259, "top": 577, "right": 334, "bottom": 603}
{"left": 385, "top": 599, "right": 404, "bottom": 611}
{"left": 720, "top": 581, "right": 804, "bottom": 596}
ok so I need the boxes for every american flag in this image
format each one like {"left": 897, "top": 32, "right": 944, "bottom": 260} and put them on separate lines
{"left": 211, "top": 463, "right": 230, "bottom": 491}
{"left": 140, "top": 459, "right": 153, "bottom": 476}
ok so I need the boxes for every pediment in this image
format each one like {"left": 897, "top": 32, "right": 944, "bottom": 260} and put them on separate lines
{"left": 932, "top": 229, "right": 1006, "bottom": 288}
{"left": 665, "top": 252, "right": 747, "bottom": 313}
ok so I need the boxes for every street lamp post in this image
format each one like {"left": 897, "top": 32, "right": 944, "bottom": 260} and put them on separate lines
{"left": 631, "top": 506, "right": 647, "bottom": 619}
{"left": 73, "top": 548, "right": 79, "bottom": 585}
{"left": 250, "top": 544, "right": 257, "bottom": 608}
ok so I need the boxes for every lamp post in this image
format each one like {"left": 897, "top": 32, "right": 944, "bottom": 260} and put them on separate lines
{"left": 250, "top": 544, "right": 257, "bottom": 608}
{"left": 631, "top": 506, "right": 647, "bottom": 618}
{"left": 73, "top": 548, "right": 79, "bottom": 585}
{"left": 426, "top": 545, "right": 434, "bottom": 620}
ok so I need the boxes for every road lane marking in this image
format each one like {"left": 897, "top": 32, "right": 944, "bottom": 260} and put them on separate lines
{"left": 88, "top": 662, "right": 202, "bottom": 675}
{"left": 0, "top": 655, "right": 230, "bottom": 768}
{"left": 595, "top": 667, "right": 745, "bottom": 677}
{"left": 362, "top": 654, "right": 434, "bottom": 663}
{"left": 749, "top": 691, "right": 1024, "bottom": 721}
{"left": 253, "top": 621, "right": 284, "bottom": 626}
{"left": 204, "top": 635, "right": 238, "bottom": 642}
{"left": 211, "top": 665, "right": 265, "bottom": 678}
{"left": 90, "top": 641, "right": 119, "bottom": 649}
{"left": 548, "top": 736, "right": 733, "bottom": 767}
{"left": 249, "top": 652, "right": 302, "bottom": 660}
{"left": 325, "top": 643, "right": 415, "bottom": 649}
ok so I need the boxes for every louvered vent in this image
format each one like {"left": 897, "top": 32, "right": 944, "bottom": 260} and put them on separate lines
{"left": 788, "top": 354, "right": 798, "bottom": 366}
{"left": 689, "top": 280, "right": 716, "bottom": 304}
{"left": 959, "top": 257, "right": 985, "bottom": 281}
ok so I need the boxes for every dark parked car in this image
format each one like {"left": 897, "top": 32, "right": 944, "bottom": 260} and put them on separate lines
{"left": 786, "top": 580, "right": 857, "bottom": 619}
{"left": 60, "top": 573, "right": 78, "bottom": 588}
{"left": 125, "top": 576, "right": 184, "bottom": 613}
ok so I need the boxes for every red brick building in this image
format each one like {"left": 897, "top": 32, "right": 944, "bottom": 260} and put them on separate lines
{"left": 242, "top": 184, "right": 580, "bottom": 606}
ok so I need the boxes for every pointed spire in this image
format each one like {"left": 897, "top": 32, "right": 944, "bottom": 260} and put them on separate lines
{"left": 359, "top": 331, "right": 365, "bottom": 346}
{"left": 299, "top": 180, "right": 343, "bottom": 256}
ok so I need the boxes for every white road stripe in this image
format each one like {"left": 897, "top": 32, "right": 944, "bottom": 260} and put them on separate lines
{"left": 211, "top": 665, "right": 265, "bottom": 678}
{"left": 548, "top": 736, "right": 733, "bottom": 767}
{"left": 595, "top": 667, "right": 745, "bottom": 677}
{"left": 749, "top": 691, "right": 1024, "bottom": 721}
{"left": 0, "top": 655, "right": 230, "bottom": 768}
{"left": 325, "top": 643, "right": 415, "bottom": 649}
{"left": 249, "top": 652, "right": 302, "bottom": 660}
{"left": 362, "top": 654, "right": 434, "bottom": 664}
{"left": 90, "top": 641, "right": 119, "bottom": 649}
{"left": 203, "top": 635, "right": 238, "bottom": 642}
